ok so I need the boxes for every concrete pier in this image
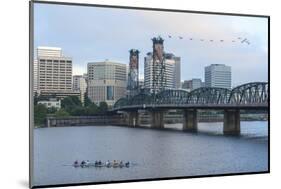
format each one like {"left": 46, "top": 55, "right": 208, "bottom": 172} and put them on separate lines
{"left": 183, "top": 109, "right": 198, "bottom": 132}
{"left": 128, "top": 111, "right": 139, "bottom": 127}
{"left": 223, "top": 109, "right": 240, "bottom": 135}
{"left": 150, "top": 111, "right": 164, "bottom": 129}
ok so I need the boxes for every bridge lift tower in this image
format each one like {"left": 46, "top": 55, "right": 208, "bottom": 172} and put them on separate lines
{"left": 152, "top": 36, "right": 166, "bottom": 95}
{"left": 127, "top": 49, "right": 140, "bottom": 97}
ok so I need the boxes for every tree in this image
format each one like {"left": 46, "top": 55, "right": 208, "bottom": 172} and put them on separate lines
{"left": 72, "top": 106, "right": 87, "bottom": 116}
{"left": 84, "top": 92, "right": 92, "bottom": 107}
{"left": 99, "top": 101, "right": 108, "bottom": 113}
{"left": 34, "top": 92, "right": 39, "bottom": 105}
{"left": 34, "top": 104, "right": 47, "bottom": 125}
{"left": 55, "top": 109, "right": 70, "bottom": 117}
{"left": 87, "top": 103, "right": 99, "bottom": 115}
{"left": 61, "top": 96, "right": 82, "bottom": 114}
{"left": 47, "top": 107, "right": 57, "bottom": 114}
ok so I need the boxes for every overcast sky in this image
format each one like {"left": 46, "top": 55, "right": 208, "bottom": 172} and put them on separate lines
{"left": 34, "top": 3, "right": 268, "bottom": 87}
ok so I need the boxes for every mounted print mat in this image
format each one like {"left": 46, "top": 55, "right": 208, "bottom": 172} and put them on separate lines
{"left": 29, "top": 1, "right": 269, "bottom": 188}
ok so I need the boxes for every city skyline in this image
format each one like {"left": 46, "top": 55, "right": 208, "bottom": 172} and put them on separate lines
{"left": 34, "top": 3, "right": 268, "bottom": 87}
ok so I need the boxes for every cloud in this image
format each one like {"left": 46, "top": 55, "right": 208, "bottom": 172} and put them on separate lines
{"left": 72, "top": 64, "right": 86, "bottom": 75}
{"left": 34, "top": 4, "right": 268, "bottom": 86}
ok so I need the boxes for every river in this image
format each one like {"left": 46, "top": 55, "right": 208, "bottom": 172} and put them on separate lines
{"left": 32, "top": 121, "right": 268, "bottom": 186}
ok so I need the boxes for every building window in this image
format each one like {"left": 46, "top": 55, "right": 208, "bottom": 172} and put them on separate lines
{"left": 106, "top": 86, "right": 114, "bottom": 100}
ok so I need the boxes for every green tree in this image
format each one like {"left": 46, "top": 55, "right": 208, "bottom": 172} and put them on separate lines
{"left": 34, "top": 104, "right": 47, "bottom": 125}
{"left": 99, "top": 101, "right": 108, "bottom": 113}
{"left": 55, "top": 109, "right": 70, "bottom": 117}
{"left": 61, "top": 96, "right": 82, "bottom": 114}
{"left": 87, "top": 103, "right": 99, "bottom": 115}
{"left": 34, "top": 92, "right": 39, "bottom": 105}
{"left": 47, "top": 107, "right": 58, "bottom": 114}
{"left": 72, "top": 106, "right": 87, "bottom": 116}
{"left": 84, "top": 93, "right": 92, "bottom": 107}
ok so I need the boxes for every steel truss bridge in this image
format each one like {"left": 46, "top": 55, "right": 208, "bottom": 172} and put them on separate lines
{"left": 113, "top": 82, "right": 268, "bottom": 111}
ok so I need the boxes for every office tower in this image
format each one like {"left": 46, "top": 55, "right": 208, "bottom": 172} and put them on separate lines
{"left": 144, "top": 36, "right": 181, "bottom": 93}
{"left": 37, "top": 46, "right": 62, "bottom": 57}
{"left": 182, "top": 79, "right": 203, "bottom": 91}
{"left": 33, "top": 59, "right": 38, "bottom": 93}
{"left": 87, "top": 60, "right": 127, "bottom": 106}
{"left": 73, "top": 75, "right": 87, "bottom": 104}
{"left": 205, "top": 64, "right": 231, "bottom": 89}
{"left": 37, "top": 46, "right": 72, "bottom": 92}
{"left": 144, "top": 52, "right": 181, "bottom": 92}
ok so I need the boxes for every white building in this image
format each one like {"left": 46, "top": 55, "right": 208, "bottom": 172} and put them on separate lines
{"left": 205, "top": 64, "right": 231, "bottom": 89}
{"left": 36, "top": 47, "right": 72, "bottom": 92}
{"left": 144, "top": 53, "right": 181, "bottom": 91}
{"left": 73, "top": 75, "right": 87, "bottom": 104}
{"left": 87, "top": 60, "right": 127, "bottom": 106}
{"left": 38, "top": 99, "right": 61, "bottom": 109}
{"left": 37, "top": 46, "right": 62, "bottom": 57}
{"left": 33, "top": 59, "right": 38, "bottom": 93}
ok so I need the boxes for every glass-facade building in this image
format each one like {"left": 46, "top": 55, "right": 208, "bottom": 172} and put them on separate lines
{"left": 204, "top": 64, "right": 231, "bottom": 89}
{"left": 87, "top": 61, "right": 127, "bottom": 106}
{"left": 144, "top": 53, "right": 181, "bottom": 92}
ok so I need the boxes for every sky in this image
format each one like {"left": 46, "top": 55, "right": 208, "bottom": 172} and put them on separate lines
{"left": 34, "top": 3, "right": 268, "bottom": 87}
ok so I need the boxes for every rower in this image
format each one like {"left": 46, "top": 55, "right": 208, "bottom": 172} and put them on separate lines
{"left": 125, "top": 161, "right": 130, "bottom": 167}
{"left": 119, "top": 161, "right": 124, "bottom": 167}
{"left": 81, "top": 160, "right": 85, "bottom": 166}
{"left": 105, "top": 160, "right": 110, "bottom": 166}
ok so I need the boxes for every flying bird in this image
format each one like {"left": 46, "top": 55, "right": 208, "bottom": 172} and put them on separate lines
{"left": 189, "top": 38, "right": 193, "bottom": 40}
{"left": 179, "top": 36, "right": 183, "bottom": 39}
{"left": 241, "top": 38, "right": 250, "bottom": 45}
{"left": 210, "top": 40, "right": 213, "bottom": 42}
{"left": 168, "top": 35, "right": 172, "bottom": 38}
{"left": 220, "top": 40, "right": 224, "bottom": 42}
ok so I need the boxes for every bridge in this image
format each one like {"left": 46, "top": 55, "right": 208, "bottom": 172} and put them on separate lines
{"left": 112, "top": 82, "right": 268, "bottom": 135}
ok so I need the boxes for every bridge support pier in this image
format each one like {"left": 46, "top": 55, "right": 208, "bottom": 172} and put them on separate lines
{"left": 150, "top": 111, "right": 164, "bottom": 129}
{"left": 128, "top": 111, "right": 139, "bottom": 127}
{"left": 223, "top": 109, "right": 240, "bottom": 135}
{"left": 183, "top": 109, "right": 198, "bottom": 132}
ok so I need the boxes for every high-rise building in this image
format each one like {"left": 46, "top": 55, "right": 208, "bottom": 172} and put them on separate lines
{"left": 174, "top": 56, "right": 181, "bottom": 89}
{"left": 191, "top": 78, "right": 202, "bottom": 90}
{"left": 144, "top": 37, "right": 181, "bottom": 92}
{"left": 37, "top": 46, "right": 62, "bottom": 57}
{"left": 73, "top": 75, "right": 87, "bottom": 104}
{"left": 139, "top": 79, "right": 144, "bottom": 89}
{"left": 182, "top": 78, "right": 202, "bottom": 91}
{"left": 144, "top": 53, "right": 181, "bottom": 91}
{"left": 37, "top": 47, "right": 72, "bottom": 93}
{"left": 205, "top": 64, "right": 231, "bottom": 89}
{"left": 33, "top": 59, "right": 38, "bottom": 93}
{"left": 87, "top": 60, "right": 127, "bottom": 106}
{"left": 182, "top": 80, "right": 192, "bottom": 90}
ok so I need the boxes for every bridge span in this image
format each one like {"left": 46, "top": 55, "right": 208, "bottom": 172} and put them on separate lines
{"left": 112, "top": 82, "right": 268, "bottom": 135}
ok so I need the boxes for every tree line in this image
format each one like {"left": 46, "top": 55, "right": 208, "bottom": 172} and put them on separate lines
{"left": 34, "top": 93, "right": 109, "bottom": 126}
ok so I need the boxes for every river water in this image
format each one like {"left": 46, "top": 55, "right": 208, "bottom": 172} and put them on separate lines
{"left": 32, "top": 121, "right": 268, "bottom": 186}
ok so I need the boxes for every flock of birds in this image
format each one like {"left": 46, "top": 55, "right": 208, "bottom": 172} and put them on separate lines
{"left": 165, "top": 35, "right": 250, "bottom": 45}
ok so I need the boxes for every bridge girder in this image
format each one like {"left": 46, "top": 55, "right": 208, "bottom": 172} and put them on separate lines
{"left": 113, "top": 82, "right": 269, "bottom": 110}
{"left": 155, "top": 89, "right": 189, "bottom": 105}
{"left": 187, "top": 87, "right": 231, "bottom": 105}
{"left": 228, "top": 82, "right": 268, "bottom": 104}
